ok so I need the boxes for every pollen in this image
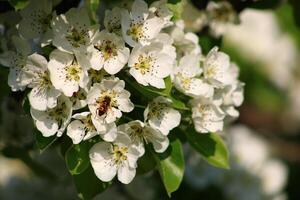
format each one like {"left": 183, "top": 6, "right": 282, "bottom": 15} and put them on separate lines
{"left": 134, "top": 55, "right": 153, "bottom": 75}
{"left": 127, "top": 22, "right": 144, "bottom": 42}
{"left": 112, "top": 145, "right": 128, "bottom": 164}
{"left": 66, "top": 27, "right": 88, "bottom": 48}
{"left": 65, "top": 61, "right": 82, "bottom": 82}
{"left": 94, "top": 40, "right": 118, "bottom": 61}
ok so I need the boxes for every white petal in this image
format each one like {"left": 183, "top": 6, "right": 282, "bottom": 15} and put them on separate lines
{"left": 67, "top": 120, "right": 85, "bottom": 144}
{"left": 117, "top": 161, "right": 136, "bottom": 184}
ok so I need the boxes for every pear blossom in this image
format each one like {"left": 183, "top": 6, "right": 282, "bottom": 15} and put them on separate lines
{"left": 206, "top": 1, "right": 237, "bottom": 37}
{"left": 149, "top": 0, "right": 173, "bottom": 28}
{"left": 67, "top": 112, "right": 97, "bottom": 144}
{"left": 18, "top": 0, "right": 54, "bottom": 45}
{"left": 128, "top": 42, "right": 174, "bottom": 88}
{"left": 169, "top": 20, "right": 201, "bottom": 58}
{"left": 69, "top": 88, "right": 88, "bottom": 110}
{"left": 87, "top": 78, "right": 134, "bottom": 140}
{"left": 203, "top": 47, "right": 233, "bottom": 87}
{"left": 174, "top": 54, "right": 213, "bottom": 98}
{"left": 48, "top": 49, "right": 89, "bottom": 97}
{"left": 0, "top": 36, "right": 32, "bottom": 91}
{"left": 88, "top": 69, "right": 109, "bottom": 86}
{"left": 104, "top": 7, "right": 122, "bottom": 35}
{"left": 121, "top": 0, "right": 164, "bottom": 47}
{"left": 30, "top": 95, "right": 72, "bottom": 137}
{"left": 89, "top": 31, "right": 130, "bottom": 74}
{"left": 118, "top": 120, "right": 169, "bottom": 155}
{"left": 191, "top": 98, "right": 225, "bottom": 133}
{"left": 26, "top": 53, "right": 61, "bottom": 111}
{"left": 51, "top": 7, "right": 97, "bottom": 53}
{"left": 89, "top": 133, "right": 142, "bottom": 184}
{"left": 144, "top": 96, "right": 181, "bottom": 135}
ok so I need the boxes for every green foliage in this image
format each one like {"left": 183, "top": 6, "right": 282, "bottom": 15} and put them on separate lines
{"left": 185, "top": 128, "right": 229, "bottom": 169}
{"left": 288, "top": 0, "right": 300, "bottom": 27}
{"left": 154, "top": 138, "right": 185, "bottom": 197}
{"left": 73, "top": 166, "right": 111, "bottom": 200}
{"left": 167, "top": 1, "right": 184, "bottom": 21}
{"left": 85, "top": 0, "right": 100, "bottom": 24}
{"left": 65, "top": 142, "right": 91, "bottom": 175}
{"left": 124, "top": 75, "right": 189, "bottom": 110}
{"left": 35, "top": 131, "right": 58, "bottom": 153}
{"left": 8, "top": 0, "right": 29, "bottom": 10}
{"left": 137, "top": 145, "right": 157, "bottom": 174}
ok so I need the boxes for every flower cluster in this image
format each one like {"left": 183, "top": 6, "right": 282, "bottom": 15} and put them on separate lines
{"left": 0, "top": 0, "right": 244, "bottom": 184}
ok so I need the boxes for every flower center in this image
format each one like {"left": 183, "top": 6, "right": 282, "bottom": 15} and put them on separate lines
{"left": 66, "top": 27, "right": 88, "bottom": 48}
{"left": 134, "top": 55, "right": 153, "bottom": 75}
{"left": 177, "top": 73, "right": 191, "bottom": 90}
{"left": 94, "top": 40, "right": 118, "bottom": 61}
{"left": 48, "top": 102, "right": 68, "bottom": 126}
{"left": 65, "top": 61, "right": 82, "bottom": 82}
{"left": 205, "top": 65, "right": 217, "bottom": 78}
{"left": 112, "top": 145, "right": 128, "bottom": 164}
{"left": 198, "top": 104, "right": 213, "bottom": 119}
{"left": 127, "top": 22, "right": 144, "bottom": 42}
{"left": 147, "top": 102, "right": 167, "bottom": 120}
{"left": 82, "top": 114, "right": 96, "bottom": 132}
{"left": 88, "top": 69, "right": 107, "bottom": 84}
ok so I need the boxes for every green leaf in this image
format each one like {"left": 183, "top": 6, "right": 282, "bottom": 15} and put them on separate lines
{"left": 185, "top": 129, "right": 229, "bottom": 169}
{"left": 65, "top": 141, "right": 91, "bottom": 175}
{"left": 169, "top": 96, "right": 189, "bottom": 110}
{"left": 155, "top": 138, "right": 185, "bottom": 197}
{"left": 73, "top": 165, "right": 111, "bottom": 200}
{"left": 289, "top": 0, "right": 300, "bottom": 27}
{"left": 85, "top": 0, "right": 100, "bottom": 24}
{"left": 137, "top": 145, "right": 157, "bottom": 175}
{"left": 168, "top": 0, "right": 181, "bottom": 4}
{"left": 124, "top": 75, "right": 188, "bottom": 110}
{"left": 35, "top": 131, "right": 57, "bottom": 152}
{"left": 167, "top": 1, "right": 184, "bottom": 21}
{"left": 8, "top": 0, "right": 29, "bottom": 10}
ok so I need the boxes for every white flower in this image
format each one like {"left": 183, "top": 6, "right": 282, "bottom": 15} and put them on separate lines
{"left": 67, "top": 112, "right": 98, "bottom": 144}
{"left": 48, "top": 49, "right": 89, "bottom": 97}
{"left": 88, "top": 69, "right": 109, "bottom": 86}
{"left": 89, "top": 133, "right": 141, "bottom": 184}
{"left": 27, "top": 53, "right": 61, "bottom": 111}
{"left": 104, "top": 7, "right": 122, "bottom": 35}
{"left": 89, "top": 31, "right": 130, "bottom": 74}
{"left": 69, "top": 88, "right": 88, "bottom": 110}
{"left": 128, "top": 42, "right": 174, "bottom": 88}
{"left": 51, "top": 8, "right": 97, "bottom": 53}
{"left": 228, "top": 126, "right": 270, "bottom": 172}
{"left": 169, "top": 20, "right": 201, "bottom": 58}
{"left": 203, "top": 47, "right": 233, "bottom": 87}
{"left": 0, "top": 36, "right": 32, "bottom": 91}
{"left": 206, "top": 1, "right": 236, "bottom": 37}
{"left": 87, "top": 78, "right": 134, "bottom": 140}
{"left": 174, "top": 54, "right": 213, "bottom": 98}
{"left": 218, "top": 82, "right": 244, "bottom": 118}
{"left": 149, "top": 0, "right": 173, "bottom": 28}
{"left": 259, "top": 159, "right": 288, "bottom": 196}
{"left": 191, "top": 98, "right": 225, "bottom": 133}
{"left": 18, "top": 0, "right": 54, "bottom": 45}
{"left": 144, "top": 96, "right": 181, "bottom": 135}
{"left": 30, "top": 95, "right": 72, "bottom": 137}
{"left": 118, "top": 120, "right": 169, "bottom": 155}
{"left": 121, "top": 0, "right": 164, "bottom": 47}
{"left": 151, "top": 33, "right": 176, "bottom": 60}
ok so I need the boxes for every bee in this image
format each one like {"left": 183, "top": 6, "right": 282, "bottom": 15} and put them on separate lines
{"left": 96, "top": 96, "right": 111, "bottom": 117}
